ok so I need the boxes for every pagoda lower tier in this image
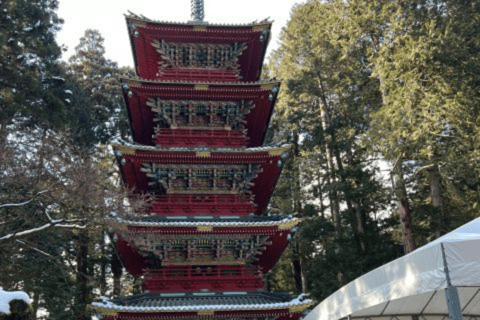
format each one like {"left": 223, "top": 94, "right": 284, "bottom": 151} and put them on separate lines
{"left": 91, "top": 292, "right": 313, "bottom": 320}
{"left": 109, "top": 215, "right": 300, "bottom": 290}
{"left": 121, "top": 79, "right": 280, "bottom": 148}
{"left": 114, "top": 144, "right": 289, "bottom": 216}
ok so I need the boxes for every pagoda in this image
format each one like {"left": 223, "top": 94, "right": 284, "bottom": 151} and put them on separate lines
{"left": 90, "top": 1, "right": 313, "bottom": 319}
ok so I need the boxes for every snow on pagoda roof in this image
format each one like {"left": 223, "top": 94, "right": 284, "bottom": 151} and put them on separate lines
{"left": 121, "top": 76, "right": 280, "bottom": 86}
{"left": 106, "top": 215, "right": 301, "bottom": 229}
{"left": 91, "top": 291, "right": 312, "bottom": 314}
{"left": 125, "top": 12, "right": 273, "bottom": 29}
{"left": 112, "top": 142, "right": 290, "bottom": 155}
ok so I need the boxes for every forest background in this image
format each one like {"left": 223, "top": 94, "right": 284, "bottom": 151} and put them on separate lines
{"left": 1, "top": 0, "right": 479, "bottom": 319}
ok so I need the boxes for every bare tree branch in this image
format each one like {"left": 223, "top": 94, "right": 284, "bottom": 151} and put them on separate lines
{"left": 15, "top": 240, "right": 53, "bottom": 258}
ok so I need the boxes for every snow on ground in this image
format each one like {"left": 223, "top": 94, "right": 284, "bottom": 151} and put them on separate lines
{"left": 0, "top": 289, "right": 31, "bottom": 315}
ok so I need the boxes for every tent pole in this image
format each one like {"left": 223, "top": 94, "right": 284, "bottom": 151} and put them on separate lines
{"left": 441, "top": 243, "right": 463, "bottom": 320}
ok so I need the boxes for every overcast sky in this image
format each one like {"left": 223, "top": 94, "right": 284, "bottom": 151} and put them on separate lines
{"left": 56, "top": 0, "right": 303, "bottom": 68}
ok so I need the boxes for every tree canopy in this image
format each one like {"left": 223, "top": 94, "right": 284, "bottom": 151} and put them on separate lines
{"left": 266, "top": 0, "right": 480, "bottom": 301}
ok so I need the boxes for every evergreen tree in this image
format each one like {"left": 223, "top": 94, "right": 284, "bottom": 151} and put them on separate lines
{"left": 265, "top": 0, "right": 399, "bottom": 300}
{"left": 66, "top": 29, "right": 133, "bottom": 145}
{"left": 267, "top": 0, "right": 480, "bottom": 300}
{"left": 0, "top": 0, "right": 67, "bottom": 133}
{"left": 335, "top": 0, "right": 480, "bottom": 241}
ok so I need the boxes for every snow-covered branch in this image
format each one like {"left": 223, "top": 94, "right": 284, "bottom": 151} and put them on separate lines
{"left": 0, "top": 218, "right": 86, "bottom": 245}
{"left": 0, "top": 190, "right": 49, "bottom": 209}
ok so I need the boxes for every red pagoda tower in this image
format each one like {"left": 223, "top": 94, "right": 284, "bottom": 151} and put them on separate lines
{"left": 90, "top": 2, "right": 313, "bottom": 319}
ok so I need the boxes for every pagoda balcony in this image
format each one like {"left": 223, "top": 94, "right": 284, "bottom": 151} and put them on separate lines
{"left": 154, "top": 128, "right": 247, "bottom": 148}
{"left": 151, "top": 194, "right": 255, "bottom": 216}
{"left": 142, "top": 265, "right": 264, "bottom": 292}
{"left": 108, "top": 215, "right": 300, "bottom": 276}
{"left": 121, "top": 79, "right": 280, "bottom": 148}
{"left": 91, "top": 291, "right": 313, "bottom": 320}
{"left": 113, "top": 144, "right": 289, "bottom": 216}
{"left": 125, "top": 14, "right": 272, "bottom": 82}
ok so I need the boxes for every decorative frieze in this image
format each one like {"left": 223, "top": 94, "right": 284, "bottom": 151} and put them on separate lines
{"left": 147, "top": 98, "right": 253, "bottom": 131}
{"left": 117, "top": 233, "right": 270, "bottom": 267}
{"left": 141, "top": 163, "right": 261, "bottom": 195}
{"left": 152, "top": 40, "right": 247, "bottom": 73}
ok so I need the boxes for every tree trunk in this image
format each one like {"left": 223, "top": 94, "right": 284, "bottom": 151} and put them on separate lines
{"left": 317, "top": 170, "right": 326, "bottom": 219}
{"left": 31, "top": 290, "right": 39, "bottom": 320}
{"left": 74, "top": 157, "right": 92, "bottom": 320}
{"left": 111, "top": 247, "right": 123, "bottom": 297}
{"left": 390, "top": 162, "right": 415, "bottom": 253}
{"left": 326, "top": 149, "right": 342, "bottom": 239}
{"left": 290, "top": 240, "right": 307, "bottom": 293}
{"left": 290, "top": 134, "right": 305, "bottom": 293}
{"left": 318, "top": 88, "right": 365, "bottom": 252}
{"left": 319, "top": 97, "right": 341, "bottom": 240}
{"left": 429, "top": 165, "right": 444, "bottom": 238}
{"left": 74, "top": 229, "right": 89, "bottom": 320}
{"left": 292, "top": 132, "right": 302, "bottom": 213}
{"left": 342, "top": 149, "right": 366, "bottom": 253}
{"left": 99, "top": 230, "right": 107, "bottom": 295}
{"left": 291, "top": 253, "right": 303, "bottom": 293}
{"left": 299, "top": 249, "right": 307, "bottom": 292}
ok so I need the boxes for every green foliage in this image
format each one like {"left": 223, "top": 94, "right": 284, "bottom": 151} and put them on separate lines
{"left": 66, "top": 29, "right": 134, "bottom": 145}
{"left": 1, "top": 3, "right": 136, "bottom": 320}
{"left": 345, "top": 0, "right": 480, "bottom": 238}
{"left": 266, "top": 0, "right": 396, "bottom": 299}
{"left": 0, "top": 299, "right": 32, "bottom": 320}
{"left": 267, "top": 247, "right": 297, "bottom": 293}
{"left": 266, "top": 0, "right": 480, "bottom": 302}
{"left": 0, "top": 0, "right": 66, "bottom": 130}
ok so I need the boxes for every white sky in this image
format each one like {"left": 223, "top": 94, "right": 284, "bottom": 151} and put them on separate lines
{"left": 57, "top": 0, "right": 304, "bottom": 68}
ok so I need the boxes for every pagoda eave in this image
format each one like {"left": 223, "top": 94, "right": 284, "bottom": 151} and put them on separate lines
{"left": 126, "top": 16, "right": 272, "bottom": 82}
{"left": 113, "top": 217, "right": 299, "bottom": 274}
{"left": 97, "top": 309, "right": 304, "bottom": 320}
{"left": 126, "top": 13, "right": 273, "bottom": 29}
{"left": 91, "top": 292, "right": 313, "bottom": 320}
{"left": 121, "top": 78, "right": 280, "bottom": 147}
{"left": 114, "top": 143, "right": 290, "bottom": 156}
{"left": 107, "top": 216, "right": 301, "bottom": 230}
{"left": 114, "top": 144, "right": 288, "bottom": 215}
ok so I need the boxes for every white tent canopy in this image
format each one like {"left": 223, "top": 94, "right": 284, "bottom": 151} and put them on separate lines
{"left": 304, "top": 216, "right": 480, "bottom": 320}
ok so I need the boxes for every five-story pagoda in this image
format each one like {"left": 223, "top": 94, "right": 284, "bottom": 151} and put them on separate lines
{"left": 91, "top": 1, "right": 313, "bottom": 319}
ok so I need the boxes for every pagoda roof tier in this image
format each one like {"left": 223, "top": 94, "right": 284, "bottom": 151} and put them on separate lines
{"left": 113, "top": 144, "right": 289, "bottom": 215}
{"left": 125, "top": 14, "right": 272, "bottom": 82}
{"left": 121, "top": 79, "right": 280, "bottom": 148}
{"left": 108, "top": 214, "right": 300, "bottom": 228}
{"left": 91, "top": 292, "right": 313, "bottom": 319}
{"left": 126, "top": 12, "right": 274, "bottom": 28}
{"left": 112, "top": 216, "right": 300, "bottom": 275}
